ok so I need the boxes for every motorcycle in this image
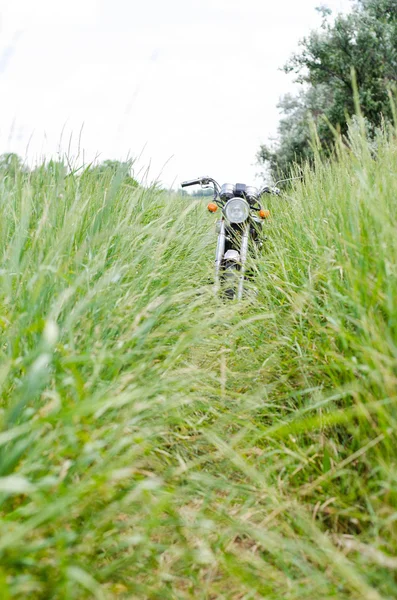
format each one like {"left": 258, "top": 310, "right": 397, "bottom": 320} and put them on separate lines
{"left": 181, "top": 176, "right": 282, "bottom": 300}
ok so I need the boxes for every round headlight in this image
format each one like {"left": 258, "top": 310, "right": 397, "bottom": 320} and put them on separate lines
{"left": 224, "top": 198, "right": 250, "bottom": 224}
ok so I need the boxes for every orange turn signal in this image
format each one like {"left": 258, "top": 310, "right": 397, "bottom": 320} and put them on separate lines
{"left": 259, "top": 209, "right": 270, "bottom": 219}
{"left": 207, "top": 202, "right": 218, "bottom": 213}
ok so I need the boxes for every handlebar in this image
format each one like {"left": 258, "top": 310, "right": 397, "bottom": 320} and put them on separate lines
{"left": 181, "top": 178, "right": 284, "bottom": 198}
{"left": 181, "top": 178, "right": 203, "bottom": 188}
{"left": 181, "top": 176, "right": 221, "bottom": 194}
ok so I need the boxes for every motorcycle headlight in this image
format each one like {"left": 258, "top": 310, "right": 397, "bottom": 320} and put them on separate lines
{"left": 224, "top": 198, "right": 250, "bottom": 224}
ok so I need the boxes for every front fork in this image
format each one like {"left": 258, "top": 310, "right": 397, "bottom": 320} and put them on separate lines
{"left": 237, "top": 222, "right": 250, "bottom": 301}
{"left": 214, "top": 219, "right": 250, "bottom": 299}
{"left": 214, "top": 219, "right": 226, "bottom": 293}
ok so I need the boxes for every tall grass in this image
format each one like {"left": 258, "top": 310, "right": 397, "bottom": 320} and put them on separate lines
{"left": 1, "top": 125, "right": 397, "bottom": 599}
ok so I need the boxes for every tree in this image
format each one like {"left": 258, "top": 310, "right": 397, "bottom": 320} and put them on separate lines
{"left": 258, "top": 0, "right": 397, "bottom": 178}
{"left": 31, "top": 159, "right": 67, "bottom": 181}
{"left": 0, "top": 153, "right": 28, "bottom": 178}
{"left": 87, "top": 159, "right": 139, "bottom": 187}
{"left": 257, "top": 85, "right": 333, "bottom": 178}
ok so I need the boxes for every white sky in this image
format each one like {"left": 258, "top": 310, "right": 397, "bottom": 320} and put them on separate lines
{"left": 0, "top": 0, "right": 352, "bottom": 188}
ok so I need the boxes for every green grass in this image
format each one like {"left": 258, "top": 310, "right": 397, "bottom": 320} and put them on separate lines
{"left": 1, "top": 123, "right": 397, "bottom": 599}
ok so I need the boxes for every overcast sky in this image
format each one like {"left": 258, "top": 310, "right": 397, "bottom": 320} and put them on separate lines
{"left": 1, "top": 0, "right": 352, "bottom": 188}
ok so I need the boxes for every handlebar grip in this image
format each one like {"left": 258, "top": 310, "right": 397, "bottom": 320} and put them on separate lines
{"left": 260, "top": 186, "right": 281, "bottom": 196}
{"left": 181, "top": 178, "right": 202, "bottom": 188}
{"left": 259, "top": 187, "right": 272, "bottom": 197}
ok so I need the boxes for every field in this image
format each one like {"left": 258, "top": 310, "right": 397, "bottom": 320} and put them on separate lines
{"left": 1, "top": 123, "right": 397, "bottom": 599}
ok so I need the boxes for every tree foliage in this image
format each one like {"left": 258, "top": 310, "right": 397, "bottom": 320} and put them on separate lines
{"left": 86, "top": 159, "right": 139, "bottom": 187}
{"left": 0, "top": 154, "right": 140, "bottom": 188}
{"left": 0, "top": 153, "right": 28, "bottom": 179}
{"left": 258, "top": 0, "right": 397, "bottom": 179}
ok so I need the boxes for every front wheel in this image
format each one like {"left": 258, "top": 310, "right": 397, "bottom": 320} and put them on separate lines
{"left": 215, "top": 222, "right": 250, "bottom": 301}
{"left": 222, "top": 260, "right": 240, "bottom": 300}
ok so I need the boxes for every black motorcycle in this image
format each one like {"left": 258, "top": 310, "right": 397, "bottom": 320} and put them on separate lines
{"left": 181, "top": 177, "right": 281, "bottom": 299}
